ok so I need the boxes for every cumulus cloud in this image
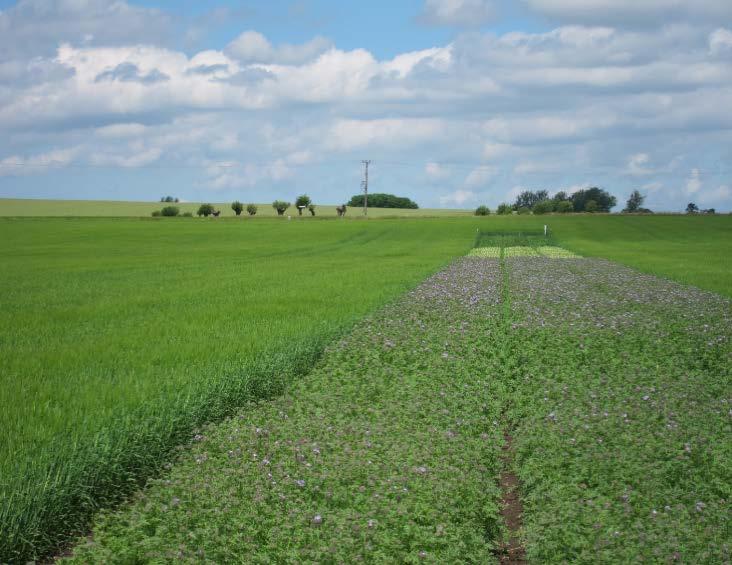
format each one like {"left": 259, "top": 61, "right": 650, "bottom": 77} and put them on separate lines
{"left": 686, "top": 168, "right": 702, "bottom": 194}
{"left": 524, "top": 0, "right": 732, "bottom": 26}
{"left": 95, "top": 62, "right": 169, "bottom": 84}
{"left": 419, "top": 0, "right": 496, "bottom": 27}
{"left": 225, "top": 31, "right": 332, "bottom": 65}
{"left": 0, "top": 0, "right": 172, "bottom": 59}
{"left": 709, "top": 28, "right": 732, "bottom": 56}
{"left": 439, "top": 189, "right": 477, "bottom": 206}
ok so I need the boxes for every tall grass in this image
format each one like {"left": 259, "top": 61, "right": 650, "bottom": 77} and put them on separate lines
{"left": 0, "top": 218, "right": 474, "bottom": 561}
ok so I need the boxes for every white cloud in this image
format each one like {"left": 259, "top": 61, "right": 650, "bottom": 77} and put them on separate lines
{"left": 524, "top": 0, "right": 732, "bottom": 26}
{"left": 326, "top": 119, "right": 444, "bottom": 151}
{"left": 439, "top": 189, "right": 476, "bottom": 206}
{"left": 0, "top": 147, "right": 79, "bottom": 176}
{"left": 425, "top": 162, "right": 450, "bottom": 179}
{"left": 464, "top": 166, "right": 496, "bottom": 188}
{"left": 226, "top": 31, "right": 332, "bottom": 65}
{"left": 709, "top": 28, "right": 732, "bottom": 56}
{"left": 627, "top": 153, "right": 652, "bottom": 175}
{"left": 419, "top": 0, "right": 496, "bottom": 27}
{"left": 686, "top": 168, "right": 702, "bottom": 194}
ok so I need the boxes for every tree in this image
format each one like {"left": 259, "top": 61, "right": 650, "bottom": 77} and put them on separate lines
{"left": 686, "top": 202, "right": 699, "bottom": 214}
{"left": 161, "top": 206, "right": 179, "bottom": 217}
{"left": 513, "top": 190, "right": 549, "bottom": 210}
{"left": 555, "top": 200, "right": 574, "bottom": 213}
{"left": 246, "top": 204, "right": 258, "bottom": 216}
{"left": 347, "top": 193, "right": 418, "bottom": 209}
{"left": 532, "top": 200, "right": 554, "bottom": 215}
{"left": 517, "top": 206, "right": 531, "bottom": 215}
{"left": 704, "top": 208, "right": 716, "bottom": 215}
{"left": 571, "top": 187, "right": 616, "bottom": 212}
{"left": 197, "top": 203, "right": 215, "bottom": 217}
{"left": 585, "top": 199, "right": 599, "bottom": 213}
{"left": 295, "top": 194, "right": 312, "bottom": 216}
{"left": 623, "top": 190, "right": 645, "bottom": 213}
{"left": 308, "top": 204, "right": 316, "bottom": 216}
{"left": 231, "top": 201, "right": 244, "bottom": 216}
{"left": 552, "top": 191, "right": 568, "bottom": 203}
{"left": 496, "top": 203, "right": 512, "bottom": 215}
{"left": 272, "top": 200, "right": 291, "bottom": 216}
{"left": 474, "top": 205, "right": 490, "bottom": 216}
{"left": 161, "top": 195, "right": 176, "bottom": 203}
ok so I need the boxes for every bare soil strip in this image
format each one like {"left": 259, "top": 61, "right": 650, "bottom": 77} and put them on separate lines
{"left": 498, "top": 432, "right": 526, "bottom": 564}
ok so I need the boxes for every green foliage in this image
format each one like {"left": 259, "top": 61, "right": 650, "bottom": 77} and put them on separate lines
{"left": 246, "top": 204, "right": 257, "bottom": 216}
{"left": 532, "top": 200, "right": 554, "bottom": 215}
{"left": 496, "top": 203, "right": 513, "bottom": 215}
{"left": 181, "top": 212, "right": 193, "bottom": 217}
{"left": 272, "top": 200, "right": 290, "bottom": 215}
{"left": 161, "top": 206, "right": 179, "bottom": 217}
{"left": 623, "top": 189, "right": 645, "bottom": 213}
{"left": 197, "top": 204, "right": 215, "bottom": 217}
{"left": 513, "top": 190, "right": 549, "bottom": 210}
{"left": 0, "top": 218, "right": 473, "bottom": 561}
{"left": 308, "top": 204, "right": 316, "bottom": 216}
{"left": 347, "top": 193, "right": 419, "bottom": 209}
{"left": 151, "top": 210, "right": 162, "bottom": 217}
{"left": 474, "top": 205, "right": 490, "bottom": 216}
{"left": 517, "top": 206, "right": 531, "bottom": 215}
{"left": 295, "top": 195, "right": 312, "bottom": 215}
{"left": 160, "top": 196, "right": 178, "bottom": 203}
{"left": 571, "top": 187, "right": 616, "bottom": 212}
{"left": 584, "top": 199, "right": 599, "bottom": 213}
{"left": 231, "top": 201, "right": 244, "bottom": 216}
{"left": 686, "top": 202, "right": 699, "bottom": 214}
{"left": 554, "top": 200, "right": 574, "bottom": 213}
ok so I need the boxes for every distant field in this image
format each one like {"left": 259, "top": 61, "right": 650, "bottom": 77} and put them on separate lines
{"left": 0, "top": 198, "right": 473, "bottom": 218}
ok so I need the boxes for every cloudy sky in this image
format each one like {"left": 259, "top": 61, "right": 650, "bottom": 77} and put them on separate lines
{"left": 1, "top": 0, "right": 731, "bottom": 211}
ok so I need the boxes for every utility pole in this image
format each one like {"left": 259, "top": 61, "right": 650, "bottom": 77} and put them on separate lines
{"left": 361, "top": 160, "right": 371, "bottom": 217}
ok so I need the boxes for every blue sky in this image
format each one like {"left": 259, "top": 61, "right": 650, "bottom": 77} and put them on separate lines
{"left": 1, "top": 0, "right": 731, "bottom": 211}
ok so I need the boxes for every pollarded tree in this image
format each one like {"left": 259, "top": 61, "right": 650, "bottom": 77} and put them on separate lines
{"left": 247, "top": 204, "right": 258, "bottom": 216}
{"left": 295, "top": 195, "right": 311, "bottom": 215}
{"left": 272, "top": 200, "right": 291, "bottom": 216}
{"left": 231, "top": 201, "right": 244, "bottom": 216}
{"left": 197, "top": 203, "right": 215, "bottom": 217}
{"left": 623, "top": 190, "right": 645, "bottom": 213}
{"left": 308, "top": 204, "right": 316, "bottom": 216}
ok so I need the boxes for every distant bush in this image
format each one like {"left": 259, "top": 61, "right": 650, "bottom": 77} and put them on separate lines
{"left": 272, "top": 200, "right": 291, "bottom": 216}
{"left": 555, "top": 200, "right": 574, "bottom": 213}
{"left": 181, "top": 212, "right": 193, "bottom": 218}
{"left": 517, "top": 206, "right": 531, "bottom": 215}
{"left": 585, "top": 200, "right": 599, "bottom": 213}
{"left": 295, "top": 195, "right": 312, "bottom": 216}
{"left": 532, "top": 200, "right": 554, "bottom": 215}
{"left": 686, "top": 202, "right": 699, "bottom": 214}
{"left": 160, "top": 196, "right": 178, "bottom": 203}
{"left": 231, "top": 201, "right": 244, "bottom": 216}
{"left": 347, "top": 193, "right": 418, "bottom": 209}
{"left": 496, "top": 203, "right": 512, "bottom": 215}
{"left": 571, "top": 187, "right": 616, "bottom": 212}
{"left": 151, "top": 210, "right": 162, "bottom": 217}
{"left": 308, "top": 204, "right": 316, "bottom": 216}
{"left": 247, "top": 204, "right": 258, "bottom": 216}
{"left": 161, "top": 206, "right": 179, "bottom": 217}
{"left": 197, "top": 204, "right": 215, "bottom": 217}
{"left": 474, "top": 205, "right": 490, "bottom": 216}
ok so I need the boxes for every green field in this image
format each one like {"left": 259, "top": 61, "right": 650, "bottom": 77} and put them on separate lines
{"left": 0, "top": 198, "right": 473, "bottom": 218}
{"left": 1, "top": 212, "right": 731, "bottom": 561}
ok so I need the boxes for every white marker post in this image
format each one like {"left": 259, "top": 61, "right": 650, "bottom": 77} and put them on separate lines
{"left": 544, "top": 224, "right": 548, "bottom": 236}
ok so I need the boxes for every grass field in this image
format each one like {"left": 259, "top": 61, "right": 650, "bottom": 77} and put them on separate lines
{"left": 0, "top": 217, "right": 474, "bottom": 561}
{"left": 1, "top": 212, "right": 731, "bottom": 560}
{"left": 0, "top": 198, "right": 473, "bottom": 218}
